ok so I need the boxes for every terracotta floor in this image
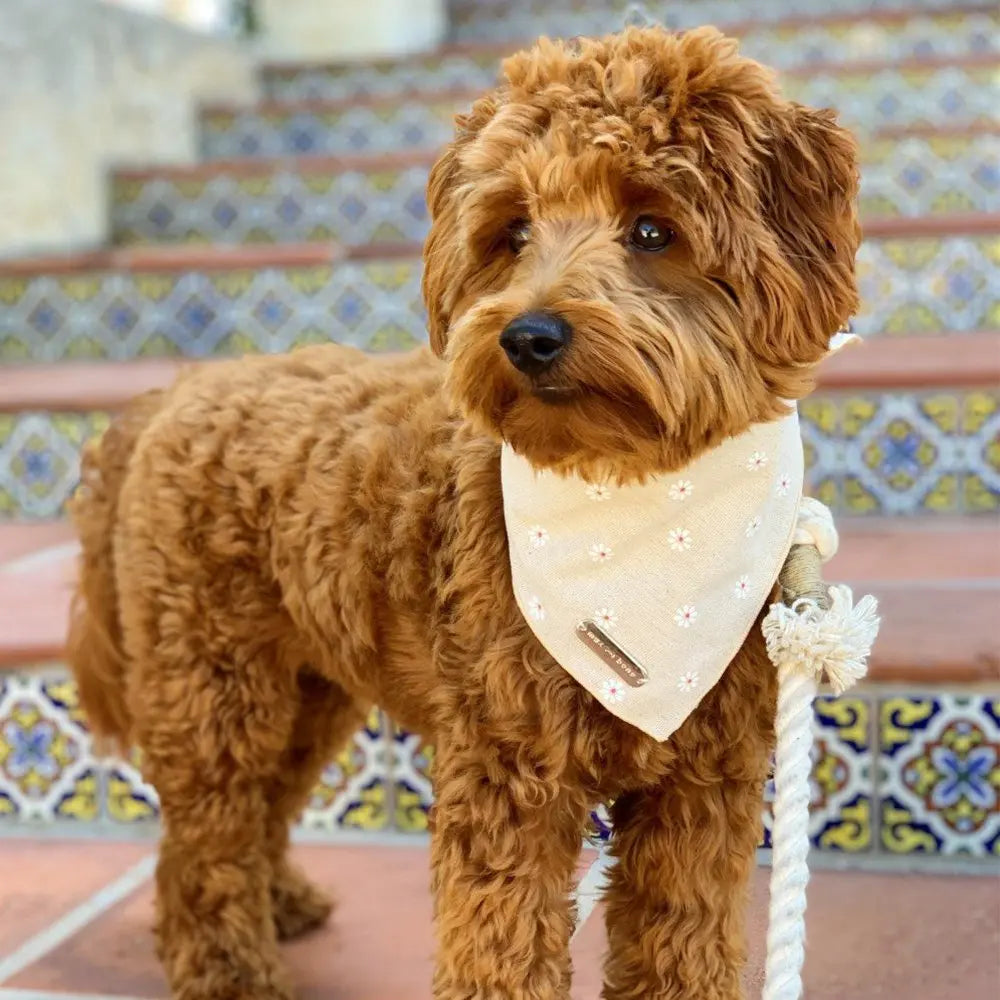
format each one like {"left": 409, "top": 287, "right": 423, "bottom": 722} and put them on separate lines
{"left": 0, "top": 839, "right": 996, "bottom": 999}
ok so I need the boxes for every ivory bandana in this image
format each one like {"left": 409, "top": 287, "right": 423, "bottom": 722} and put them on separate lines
{"left": 502, "top": 411, "right": 804, "bottom": 742}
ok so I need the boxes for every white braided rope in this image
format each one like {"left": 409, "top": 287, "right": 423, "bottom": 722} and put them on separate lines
{"left": 762, "top": 658, "right": 818, "bottom": 1000}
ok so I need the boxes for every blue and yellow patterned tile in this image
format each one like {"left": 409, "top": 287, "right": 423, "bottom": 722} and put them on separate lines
{"left": 391, "top": 726, "right": 434, "bottom": 833}
{"left": 878, "top": 694, "right": 1000, "bottom": 857}
{"left": 299, "top": 708, "right": 390, "bottom": 832}
{"left": 0, "top": 412, "right": 109, "bottom": 520}
{"left": 806, "top": 389, "right": 1000, "bottom": 516}
{"left": 761, "top": 694, "right": 874, "bottom": 853}
{"left": 0, "top": 669, "right": 98, "bottom": 823}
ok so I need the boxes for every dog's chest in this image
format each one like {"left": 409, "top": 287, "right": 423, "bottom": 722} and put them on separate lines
{"left": 502, "top": 412, "right": 803, "bottom": 742}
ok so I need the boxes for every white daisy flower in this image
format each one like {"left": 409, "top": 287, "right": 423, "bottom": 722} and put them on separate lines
{"left": 589, "top": 542, "right": 613, "bottom": 563}
{"left": 600, "top": 678, "right": 626, "bottom": 704}
{"left": 528, "top": 596, "right": 545, "bottom": 621}
{"left": 674, "top": 605, "right": 698, "bottom": 628}
{"left": 746, "top": 516, "right": 762, "bottom": 537}
{"left": 528, "top": 525, "right": 549, "bottom": 549}
{"left": 746, "top": 451, "right": 769, "bottom": 472}
{"left": 677, "top": 670, "right": 700, "bottom": 692}
{"left": 775, "top": 473, "right": 792, "bottom": 496}
{"left": 586, "top": 483, "right": 612, "bottom": 502}
{"left": 667, "top": 527, "right": 692, "bottom": 552}
{"left": 594, "top": 607, "right": 618, "bottom": 631}
{"left": 733, "top": 575, "right": 751, "bottom": 599}
{"left": 668, "top": 479, "right": 694, "bottom": 502}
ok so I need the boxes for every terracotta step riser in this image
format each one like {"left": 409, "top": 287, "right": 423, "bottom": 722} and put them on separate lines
{"left": 199, "top": 65, "right": 999, "bottom": 160}
{"left": 262, "top": 9, "right": 998, "bottom": 102}
{"left": 3, "top": 382, "right": 997, "bottom": 520}
{"left": 110, "top": 135, "right": 1000, "bottom": 248}
{"left": 450, "top": 0, "right": 997, "bottom": 42}
{"left": 1, "top": 235, "right": 996, "bottom": 364}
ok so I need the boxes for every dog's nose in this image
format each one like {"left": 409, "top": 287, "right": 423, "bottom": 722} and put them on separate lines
{"left": 499, "top": 312, "right": 572, "bottom": 377}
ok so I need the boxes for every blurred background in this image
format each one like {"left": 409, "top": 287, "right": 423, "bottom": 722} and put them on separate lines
{"left": 0, "top": 1, "right": 997, "bottom": 997}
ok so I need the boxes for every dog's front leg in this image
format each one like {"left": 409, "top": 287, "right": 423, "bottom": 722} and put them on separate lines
{"left": 430, "top": 736, "right": 590, "bottom": 1000}
{"left": 600, "top": 768, "right": 766, "bottom": 1000}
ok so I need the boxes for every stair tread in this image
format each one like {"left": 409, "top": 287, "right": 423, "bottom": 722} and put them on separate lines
{"left": 203, "top": 53, "right": 1000, "bottom": 117}
{"left": 1, "top": 527, "right": 996, "bottom": 677}
{"left": 2, "top": 333, "right": 998, "bottom": 413}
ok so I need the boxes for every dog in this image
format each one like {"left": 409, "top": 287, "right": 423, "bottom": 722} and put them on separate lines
{"left": 69, "top": 26, "right": 859, "bottom": 1000}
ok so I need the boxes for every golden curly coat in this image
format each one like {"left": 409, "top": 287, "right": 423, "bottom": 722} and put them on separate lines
{"left": 69, "top": 26, "right": 859, "bottom": 1000}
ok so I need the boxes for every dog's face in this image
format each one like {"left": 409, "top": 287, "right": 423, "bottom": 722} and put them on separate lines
{"left": 422, "top": 27, "right": 860, "bottom": 481}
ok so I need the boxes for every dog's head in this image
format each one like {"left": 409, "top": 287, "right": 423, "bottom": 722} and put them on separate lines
{"left": 423, "top": 27, "right": 860, "bottom": 481}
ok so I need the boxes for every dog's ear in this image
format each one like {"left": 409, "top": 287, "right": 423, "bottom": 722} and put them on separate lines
{"left": 422, "top": 95, "right": 502, "bottom": 358}
{"left": 422, "top": 142, "right": 464, "bottom": 358}
{"left": 756, "top": 103, "right": 861, "bottom": 367}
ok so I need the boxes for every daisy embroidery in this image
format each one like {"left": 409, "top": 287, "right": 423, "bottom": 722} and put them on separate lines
{"left": 589, "top": 542, "right": 614, "bottom": 564}
{"left": 746, "top": 451, "right": 769, "bottom": 472}
{"left": 746, "top": 516, "right": 762, "bottom": 537}
{"left": 775, "top": 473, "right": 792, "bottom": 497}
{"left": 668, "top": 479, "right": 694, "bottom": 502}
{"left": 594, "top": 607, "right": 618, "bottom": 631}
{"left": 528, "top": 525, "right": 549, "bottom": 549}
{"left": 600, "top": 678, "right": 626, "bottom": 705}
{"left": 586, "top": 483, "right": 612, "bottom": 502}
{"left": 677, "top": 670, "right": 699, "bottom": 692}
{"left": 733, "top": 575, "right": 751, "bottom": 599}
{"left": 674, "top": 605, "right": 698, "bottom": 628}
{"left": 528, "top": 596, "right": 545, "bottom": 621}
{"left": 667, "top": 527, "right": 692, "bottom": 552}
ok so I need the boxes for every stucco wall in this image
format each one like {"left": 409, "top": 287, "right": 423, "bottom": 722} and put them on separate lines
{"left": 257, "top": 0, "right": 447, "bottom": 61}
{"left": 0, "top": 0, "right": 255, "bottom": 258}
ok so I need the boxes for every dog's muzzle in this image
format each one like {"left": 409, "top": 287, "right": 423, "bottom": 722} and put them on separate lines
{"left": 499, "top": 311, "right": 572, "bottom": 377}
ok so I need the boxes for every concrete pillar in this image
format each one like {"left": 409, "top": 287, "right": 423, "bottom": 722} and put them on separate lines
{"left": 257, "top": 0, "right": 448, "bottom": 61}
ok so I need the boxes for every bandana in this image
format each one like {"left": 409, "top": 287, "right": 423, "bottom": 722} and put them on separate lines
{"left": 502, "top": 410, "right": 804, "bottom": 742}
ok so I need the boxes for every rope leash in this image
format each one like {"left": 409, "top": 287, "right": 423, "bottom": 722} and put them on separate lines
{"left": 571, "top": 502, "right": 880, "bottom": 1000}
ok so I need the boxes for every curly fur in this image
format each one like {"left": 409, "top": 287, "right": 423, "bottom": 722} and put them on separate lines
{"left": 69, "top": 26, "right": 858, "bottom": 1000}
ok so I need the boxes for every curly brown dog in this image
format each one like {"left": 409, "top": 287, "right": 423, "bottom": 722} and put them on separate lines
{"left": 69, "top": 26, "right": 858, "bottom": 1000}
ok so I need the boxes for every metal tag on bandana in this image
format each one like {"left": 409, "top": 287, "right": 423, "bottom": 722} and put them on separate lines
{"left": 577, "top": 620, "right": 648, "bottom": 687}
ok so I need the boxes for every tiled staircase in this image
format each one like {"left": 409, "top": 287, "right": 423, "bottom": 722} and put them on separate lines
{"left": 1, "top": 0, "right": 998, "bottom": 871}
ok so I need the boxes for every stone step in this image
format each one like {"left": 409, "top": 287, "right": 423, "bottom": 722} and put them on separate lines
{"left": 0, "top": 336, "right": 997, "bottom": 520}
{"left": 0, "top": 223, "right": 996, "bottom": 365}
{"left": 262, "top": 5, "right": 999, "bottom": 102}
{"left": 0, "top": 514, "right": 997, "bottom": 674}
{"left": 199, "top": 57, "right": 999, "bottom": 160}
{"left": 450, "top": 0, "right": 998, "bottom": 40}
{"left": 110, "top": 130, "right": 1000, "bottom": 247}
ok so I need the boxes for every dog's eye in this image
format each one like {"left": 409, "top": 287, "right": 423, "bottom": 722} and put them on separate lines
{"left": 508, "top": 218, "right": 531, "bottom": 253}
{"left": 629, "top": 216, "right": 677, "bottom": 252}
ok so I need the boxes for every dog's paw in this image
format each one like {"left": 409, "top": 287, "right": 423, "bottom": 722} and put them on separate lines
{"left": 271, "top": 866, "right": 334, "bottom": 941}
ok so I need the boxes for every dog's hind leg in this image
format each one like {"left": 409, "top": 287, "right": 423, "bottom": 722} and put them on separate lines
{"left": 264, "top": 669, "right": 369, "bottom": 941}
{"left": 135, "top": 641, "right": 303, "bottom": 1000}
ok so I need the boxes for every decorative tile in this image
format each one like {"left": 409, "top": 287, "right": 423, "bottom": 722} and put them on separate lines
{"left": 201, "top": 66, "right": 1000, "bottom": 160}
{"left": 0, "top": 261, "right": 427, "bottom": 364}
{"left": 299, "top": 709, "right": 390, "bottom": 832}
{"left": 111, "top": 165, "right": 432, "bottom": 247}
{"left": 859, "top": 135, "right": 999, "bottom": 219}
{"left": 392, "top": 726, "right": 434, "bottom": 833}
{"left": 451, "top": 0, "right": 997, "bottom": 44}
{"left": 854, "top": 236, "right": 1000, "bottom": 337}
{"left": 760, "top": 695, "right": 874, "bottom": 853}
{"left": 878, "top": 694, "right": 1000, "bottom": 856}
{"left": 269, "top": 11, "right": 998, "bottom": 101}
{"left": 803, "top": 389, "right": 1000, "bottom": 516}
{"left": 112, "top": 136, "right": 998, "bottom": 248}
{"left": 0, "top": 412, "right": 109, "bottom": 520}
{"left": 0, "top": 669, "right": 391, "bottom": 833}
{"left": 0, "top": 670, "right": 97, "bottom": 822}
